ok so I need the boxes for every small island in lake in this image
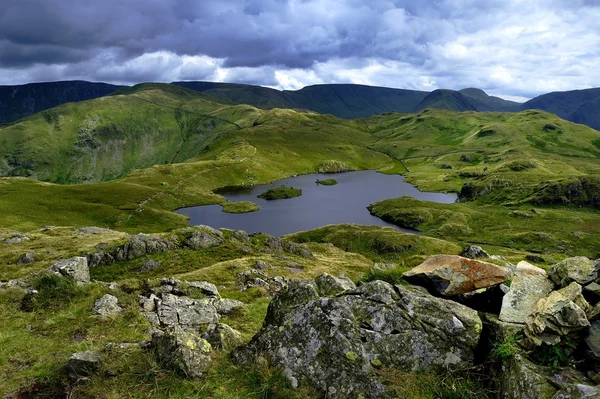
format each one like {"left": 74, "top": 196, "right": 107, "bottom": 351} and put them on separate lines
{"left": 316, "top": 178, "right": 338, "bottom": 186}
{"left": 258, "top": 186, "right": 302, "bottom": 200}
{"left": 221, "top": 201, "right": 260, "bottom": 213}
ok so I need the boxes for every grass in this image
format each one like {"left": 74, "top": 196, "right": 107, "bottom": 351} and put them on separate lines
{"left": 222, "top": 201, "right": 260, "bottom": 213}
{"left": 257, "top": 186, "right": 302, "bottom": 200}
{"left": 316, "top": 178, "right": 338, "bottom": 186}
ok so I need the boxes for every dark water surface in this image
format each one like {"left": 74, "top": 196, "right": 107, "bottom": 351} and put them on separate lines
{"left": 176, "top": 170, "right": 457, "bottom": 236}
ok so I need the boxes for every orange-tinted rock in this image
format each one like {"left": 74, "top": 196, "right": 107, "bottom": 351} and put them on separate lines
{"left": 403, "top": 255, "right": 511, "bottom": 296}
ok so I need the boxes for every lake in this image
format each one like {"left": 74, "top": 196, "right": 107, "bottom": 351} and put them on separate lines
{"left": 176, "top": 170, "right": 457, "bottom": 236}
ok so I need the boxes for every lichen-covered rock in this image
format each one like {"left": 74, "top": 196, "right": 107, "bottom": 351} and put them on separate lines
{"left": 184, "top": 230, "right": 223, "bottom": 250}
{"left": 460, "top": 245, "right": 490, "bottom": 259}
{"left": 237, "top": 269, "right": 288, "bottom": 295}
{"left": 152, "top": 327, "right": 212, "bottom": 378}
{"left": 525, "top": 282, "right": 591, "bottom": 345}
{"left": 233, "top": 280, "right": 482, "bottom": 398}
{"left": 496, "top": 354, "right": 599, "bottom": 399}
{"left": 74, "top": 227, "right": 115, "bottom": 235}
{"left": 48, "top": 257, "right": 90, "bottom": 285}
{"left": 549, "top": 256, "right": 597, "bottom": 288}
{"left": 255, "top": 260, "right": 270, "bottom": 270}
{"left": 214, "top": 298, "right": 245, "bottom": 315}
{"left": 499, "top": 261, "right": 554, "bottom": 324}
{"left": 281, "top": 240, "right": 314, "bottom": 258}
{"left": 68, "top": 351, "right": 101, "bottom": 377}
{"left": 403, "top": 254, "right": 511, "bottom": 296}
{"left": 93, "top": 294, "right": 122, "bottom": 317}
{"left": 202, "top": 323, "right": 243, "bottom": 350}
{"left": 187, "top": 281, "right": 221, "bottom": 299}
{"left": 17, "top": 252, "right": 35, "bottom": 265}
{"left": 119, "top": 234, "right": 178, "bottom": 260}
{"left": 265, "top": 235, "right": 283, "bottom": 252}
{"left": 263, "top": 279, "right": 320, "bottom": 327}
{"left": 155, "top": 293, "right": 220, "bottom": 329}
{"left": 314, "top": 273, "right": 356, "bottom": 296}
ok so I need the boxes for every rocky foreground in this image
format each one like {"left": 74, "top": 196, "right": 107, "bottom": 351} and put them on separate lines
{"left": 2, "top": 225, "right": 600, "bottom": 398}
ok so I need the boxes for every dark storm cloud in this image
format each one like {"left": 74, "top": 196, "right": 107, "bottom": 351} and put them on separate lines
{"left": 1, "top": 0, "right": 600, "bottom": 100}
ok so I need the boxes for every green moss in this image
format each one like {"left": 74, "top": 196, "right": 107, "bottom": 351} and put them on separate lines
{"left": 222, "top": 201, "right": 260, "bottom": 214}
{"left": 257, "top": 186, "right": 302, "bottom": 200}
{"left": 316, "top": 179, "right": 338, "bottom": 186}
{"left": 345, "top": 351, "right": 358, "bottom": 361}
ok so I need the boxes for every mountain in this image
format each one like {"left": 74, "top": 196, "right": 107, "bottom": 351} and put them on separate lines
{"left": 412, "top": 89, "right": 478, "bottom": 112}
{"left": 522, "top": 88, "right": 600, "bottom": 130}
{"left": 173, "top": 81, "right": 430, "bottom": 118}
{"left": 0, "top": 81, "right": 123, "bottom": 125}
{"left": 459, "top": 88, "right": 521, "bottom": 112}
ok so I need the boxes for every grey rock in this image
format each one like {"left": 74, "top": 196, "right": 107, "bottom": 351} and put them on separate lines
{"left": 233, "top": 280, "right": 482, "bottom": 399}
{"left": 68, "top": 351, "right": 101, "bottom": 377}
{"left": 123, "top": 234, "right": 177, "bottom": 260}
{"left": 586, "top": 320, "right": 600, "bottom": 359}
{"left": 460, "top": 245, "right": 490, "bottom": 259}
{"left": 157, "top": 293, "right": 220, "bottom": 328}
{"left": 152, "top": 327, "right": 212, "bottom": 378}
{"left": 230, "top": 229, "right": 250, "bottom": 242}
{"left": 372, "top": 262, "right": 395, "bottom": 271}
{"left": 499, "top": 261, "right": 554, "bottom": 324}
{"left": 48, "top": 257, "right": 90, "bottom": 285}
{"left": 93, "top": 294, "right": 123, "bottom": 317}
{"left": 549, "top": 256, "right": 597, "bottom": 288}
{"left": 282, "top": 239, "right": 314, "bottom": 258}
{"left": 214, "top": 298, "right": 245, "bottom": 315}
{"left": 525, "top": 282, "right": 591, "bottom": 345}
{"left": 184, "top": 230, "right": 224, "bottom": 250}
{"left": 314, "top": 273, "right": 356, "bottom": 296}
{"left": 525, "top": 254, "right": 545, "bottom": 263}
{"left": 5, "top": 233, "right": 29, "bottom": 245}
{"left": 17, "top": 252, "right": 35, "bottom": 265}
{"left": 188, "top": 281, "right": 221, "bottom": 299}
{"left": 194, "top": 225, "right": 223, "bottom": 237}
{"left": 202, "top": 323, "right": 243, "bottom": 350}
{"left": 138, "top": 259, "right": 162, "bottom": 272}
{"left": 403, "top": 254, "right": 511, "bottom": 296}
{"left": 265, "top": 235, "right": 283, "bottom": 252}
{"left": 139, "top": 294, "right": 159, "bottom": 312}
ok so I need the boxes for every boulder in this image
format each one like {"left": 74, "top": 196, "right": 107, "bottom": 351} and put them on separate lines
{"left": 188, "top": 281, "right": 221, "bottom": 299}
{"left": 48, "top": 257, "right": 90, "bottom": 285}
{"left": 139, "top": 294, "right": 159, "bottom": 312}
{"left": 194, "top": 225, "right": 223, "bottom": 237}
{"left": 265, "top": 235, "right": 283, "bottom": 252}
{"left": 549, "top": 256, "right": 597, "bottom": 288}
{"left": 68, "top": 351, "right": 101, "bottom": 377}
{"left": 119, "top": 234, "right": 177, "bottom": 260}
{"left": 214, "top": 298, "right": 245, "bottom": 315}
{"left": 255, "top": 260, "right": 270, "bottom": 270}
{"left": 17, "top": 252, "right": 35, "bottom": 265}
{"left": 499, "top": 261, "right": 554, "bottom": 324}
{"left": 233, "top": 280, "right": 482, "bottom": 398}
{"left": 460, "top": 245, "right": 489, "bottom": 259}
{"left": 403, "top": 255, "right": 511, "bottom": 296}
{"left": 93, "top": 294, "right": 123, "bottom": 317}
{"left": 314, "top": 273, "right": 356, "bottom": 296}
{"left": 586, "top": 320, "right": 600, "bottom": 359}
{"left": 525, "top": 282, "right": 591, "bottom": 345}
{"left": 496, "top": 354, "right": 590, "bottom": 399}
{"left": 155, "top": 293, "right": 219, "bottom": 328}
{"left": 152, "top": 327, "right": 212, "bottom": 378}
{"left": 184, "top": 230, "right": 223, "bottom": 250}
{"left": 74, "top": 227, "right": 115, "bottom": 235}
{"left": 138, "top": 259, "right": 161, "bottom": 272}
{"left": 5, "top": 234, "right": 29, "bottom": 245}
{"left": 281, "top": 240, "right": 314, "bottom": 258}
{"left": 202, "top": 323, "right": 243, "bottom": 350}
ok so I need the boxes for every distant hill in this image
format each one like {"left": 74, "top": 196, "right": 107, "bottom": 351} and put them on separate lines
{"left": 522, "top": 88, "right": 600, "bottom": 131}
{"left": 459, "top": 88, "right": 521, "bottom": 112}
{"left": 412, "top": 89, "right": 478, "bottom": 112}
{"left": 0, "top": 81, "right": 123, "bottom": 124}
{"left": 173, "top": 82, "right": 430, "bottom": 118}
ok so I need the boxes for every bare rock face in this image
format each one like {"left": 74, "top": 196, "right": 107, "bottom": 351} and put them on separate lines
{"left": 402, "top": 255, "right": 511, "bottom": 296}
{"left": 233, "top": 276, "right": 482, "bottom": 399}
{"left": 549, "top": 256, "right": 597, "bottom": 288}
{"left": 499, "top": 261, "right": 554, "bottom": 324}
{"left": 47, "top": 257, "right": 90, "bottom": 285}
{"left": 525, "top": 282, "right": 591, "bottom": 345}
{"left": 184, "top": 230, "right": 224, "bottom": 250}
{"left": 152, "top": 327, "right": 212, "bottom": 378}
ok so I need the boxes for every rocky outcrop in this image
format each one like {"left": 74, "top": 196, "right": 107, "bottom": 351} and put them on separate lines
{"left": 184, "top": 230, "right": 224, "bottom": 250}
{"left": 233, "top": 276, "right": 482, "bottom": 398}
{"left": 87, "top": 233, "right": 177, "bottom": 267}
{"left": 47, "top": 257, "right": 90, "bottom": 285}
{"left": 152, "top": 327, "right": 212, "bottom": 378}
{"left": 237, "top": 269, "right": 288, "bottom": 295}
{"left": 314, "top": 273, "right": 356, "bottom": 296}
{"left": 403, "top": 254, "right": 511, "bottom": 296}
{"left": 202, "top": 323, "right": 243, "bottom": 350}
{"left": 93, "top": 294, "right": 123, "bottom": 317}
{"left": 460, "top": 245, "right": 490, "bottom": 259}
{"left": 525, "top": 282, "right": 591, "bottom": 345}
{"left": 499, "top": 261, "right": 554, "bottom": 324}
{"left": 549, "top": 256, "right": 597, "bottom": 288}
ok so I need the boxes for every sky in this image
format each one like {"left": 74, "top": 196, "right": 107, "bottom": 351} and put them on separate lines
{"left": 1, "top": 0, "right": 599, "bottom": 102}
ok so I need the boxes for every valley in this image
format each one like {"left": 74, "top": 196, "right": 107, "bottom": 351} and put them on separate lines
{"left": 1, "top": 81, "right": 600, "bottom": 398}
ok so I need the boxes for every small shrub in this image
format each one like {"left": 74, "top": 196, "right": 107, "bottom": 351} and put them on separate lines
{"left": 257, "top": 187, "right": 302, "bottom": 200}
{"left": 492, "top": 334, "right": 523, "bottom": 360}
{"left": 24, "top": 273, "right": 81, "bottom": 310}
